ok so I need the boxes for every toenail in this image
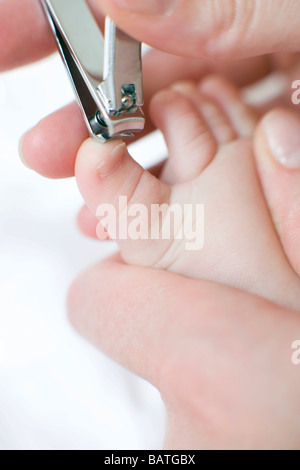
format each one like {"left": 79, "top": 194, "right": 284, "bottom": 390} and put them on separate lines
{"left": 97, "top": 142, "right": 126, "bottom": 177}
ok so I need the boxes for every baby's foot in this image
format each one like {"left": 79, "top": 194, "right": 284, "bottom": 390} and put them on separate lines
{"left": 75, "top": 76, "right": 300, "bottom": 311}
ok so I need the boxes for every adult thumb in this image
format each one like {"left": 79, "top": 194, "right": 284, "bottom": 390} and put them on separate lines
{"left": 94, "top": 0, "right": 300, "bottom": 59}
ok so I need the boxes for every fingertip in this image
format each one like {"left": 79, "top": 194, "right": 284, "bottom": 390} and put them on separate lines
{"left": 256, "top": 108, "right": 300, "bottom": 170}
{"left": 20, "top": 103, "right": 88, "bottom": 179}
{"left": 254, "top": 108, "right": 300, "bottom": 277}
{"left": 20, "top": 126, "right": 59, "bottom": 179}
{"left": 253, "top": 109, "right": 298, "bottom": 195}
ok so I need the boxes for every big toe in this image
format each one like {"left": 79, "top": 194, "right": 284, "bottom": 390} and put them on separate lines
{"left": 75, "top": 138, "right": 173, "bottom": 267}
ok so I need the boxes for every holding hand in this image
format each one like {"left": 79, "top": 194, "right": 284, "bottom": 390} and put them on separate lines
{"left": 68, "top": 254, "right": 300, "bottom": 450}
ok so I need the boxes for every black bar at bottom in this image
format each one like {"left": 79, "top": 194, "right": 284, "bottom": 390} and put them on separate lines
{"left": 99, "top": 452, "right": 199, "bottom": 466}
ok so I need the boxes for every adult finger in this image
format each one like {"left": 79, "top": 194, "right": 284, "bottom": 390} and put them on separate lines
{"left": 254, "top": 108, "right": 300, "bottom": 277}
{"left": 67, "top": 254, "right": 291, "bottom": 388}
{"left": 94, "top": 0, "right": 300, "bottom": 60}
{"left": 20, "top": 103, "right": 88, "bottom": 179}
{"left": 0, "top": 0, "right": 55, "bottom": 72}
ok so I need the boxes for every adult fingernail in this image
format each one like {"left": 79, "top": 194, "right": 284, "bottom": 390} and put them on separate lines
{"left": 263, "top": 110, "right": 300, "bottom": 169}
{"left": 113, "top": 0, "right": 178, "bottom": 16}
{"left": 97, "top": 141, "right": 126, "bottom": 177}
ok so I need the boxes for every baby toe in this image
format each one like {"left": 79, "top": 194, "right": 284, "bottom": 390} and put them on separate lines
{"left": 150, "top": 85, "right": 217, "bottom": 183}
{"left": 200, "top": 75, "right": 259, "bottom": 138}
{"left": 75, "top": 138, "right": 177, "bottom": 267}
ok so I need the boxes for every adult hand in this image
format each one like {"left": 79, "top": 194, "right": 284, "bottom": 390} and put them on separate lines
{"left": 4, "top": 0, "right": 300, "bottom": 450}
{"left": 92, "top": 0, "right": 300, "bottom": 59}
{"left": 68, "top": 254, "right": 300, "bottom": 450}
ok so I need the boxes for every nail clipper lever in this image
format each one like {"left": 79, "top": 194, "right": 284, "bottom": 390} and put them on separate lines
{"left": 41, "top": 0, "right": 145, "bottom": 142}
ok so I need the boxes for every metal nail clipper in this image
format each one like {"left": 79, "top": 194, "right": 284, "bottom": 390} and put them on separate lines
{"left": 41, "top": 0, "right": 145, "bottom": 142}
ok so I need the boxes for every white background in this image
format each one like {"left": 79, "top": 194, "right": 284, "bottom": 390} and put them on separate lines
{"left": 0, "top": 54, "right": 166, "bottom": 450}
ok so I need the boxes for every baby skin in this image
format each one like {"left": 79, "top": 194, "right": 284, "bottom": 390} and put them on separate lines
{"left": 75, "top": 76, "right": 300, "bottom": 311}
